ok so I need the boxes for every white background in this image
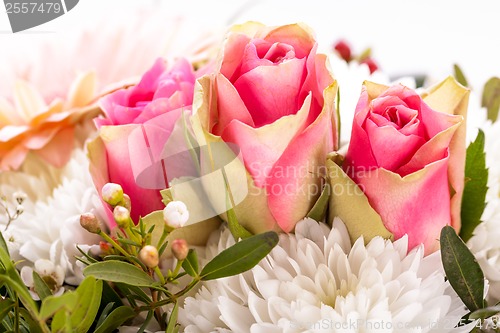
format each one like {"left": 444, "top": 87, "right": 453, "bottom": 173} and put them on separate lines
{"left": 1, "top": 0, "right": 500, "bottom": 90}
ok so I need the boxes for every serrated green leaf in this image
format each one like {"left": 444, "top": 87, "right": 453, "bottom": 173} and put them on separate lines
{"left": 72, "top": 276, "right": 103, "bottom": 333}
{"left": 453, "top": 64, "right": 469, "bottom": 87}
{"left": 469, "top": 305, "right": 500, "bottom": 320}
{"left": 40, "top": 292, "right": 78, "bottom": 320}
{"left": 306, "top": 183, "right": 330, "bottom": 221}
{"left": 32, "top": 271, "right": 52, "bottom": 301}
{"left": 440, "top": 226, "right": 485, "bottom": 312}
{"left": 182, "top": 249, "right": 199, "bottom": 277}
{"left": 482, "top": 77, "right": 500, "bottom": 122}
{"left": 166, "top": 302, "right": 179, "bottom": 333}
{"left": 93, "top": 306, "right": 135, "bottom": 333}
{"left": 83, "top": 261, "right": 155, "bottom": 288}
{"left": 200, "top": 231, "right": 278, "bottom": 280}
{"left": 460, "top": 130, "right": 488, "bottom": 242}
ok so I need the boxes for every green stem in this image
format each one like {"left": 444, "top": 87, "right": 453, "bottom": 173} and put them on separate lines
{"left": 154, "top": 266, "right": 166, "bottom": 286}
{"left": 98, "top": 231, "right": 132, "bottom": 259}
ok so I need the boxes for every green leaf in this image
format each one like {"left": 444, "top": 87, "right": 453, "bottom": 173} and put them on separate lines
{"left": 83, "top": 261, "right": 155, "bottom": 288}
{"left": 226, "top": 205, "right": 252, "bottom": 240}
{"left": 460, "top": 130, "right": 488, "bottom": 242}
{"left": 482, "top": 77, "right": 500, "bottom": 122}
{"left": 51, "top": 309, "right": 71, "bottom": 333}
{"left": 72, "top": 276, "right": 103, "bottom": 333}
{"left": 182, "top": 249, "right": 199, "bottom": 277}
{"left": 306, "top": 183, "right": 330, "bottom": 221}
{"left": 93, "top": 306, "right": 135, "bottom": 333}
{"left": 200, "top": 231, "right": 278, "bottom": 280}
{"left": 19, "top": 308, "right": 44, "bottom": 333}
{"left": 32, "top": 271, "right": 52, "bottom": 301}
{"left": 166, "top": 302, "right": 179, "bottom": 333}
{"left": 40, "top": 292, "right": 78, "bottom": 320}
{"left": 224, "top": 173, "right": 252, "bottom": 240}
{"left": 0, "top": 299, "right": 14, "bottom": 320}
{"left": 440, "top": 226, "right": 485, "bottom": 312}
{"left": 469, "top": 305, "right": 500, "bottom": 320}
{"left": 453, "top": 64, "right": 469, "bottom": 87}
{"left": 0, "top": 232, "right": 9, "bottom": 256}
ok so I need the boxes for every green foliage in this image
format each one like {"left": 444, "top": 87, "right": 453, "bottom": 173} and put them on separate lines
{"left": 201, "top": 231, "right": 279, "bottom": 280}
{"left": 307, "top": 183, "right": 330, "bottom": 222}
{"left": 440, "top": 226, "right": 485, "bottom": 312}
{"left": 482, "top": 77, "right": 500, "bottom": 122}
{"left": 453, "top": 64, "right": 469, "bottom": 87}
{"left": 460, "top": 130, "right": 488, "bottom": 242}
{"left": 182, "top": 249, "right": 199, "bottom": 277}
{"left": 83, "top": 261, "right": 158, "bottom": 289}
{"left": 93, "top": 306, "right": 136, "bottom": 333}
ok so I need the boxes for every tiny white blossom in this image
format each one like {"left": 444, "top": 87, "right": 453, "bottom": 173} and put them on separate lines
{"left": 163, "top": 201, "right": 189, "bottom": 228}
{"left": 20, "top": 259, "right": 65, "bottom": 300}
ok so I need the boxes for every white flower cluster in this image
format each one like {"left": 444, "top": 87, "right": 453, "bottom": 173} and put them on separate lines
{"left": 179, "top": 218, "right": 467, "bottom": 333}
{"left": 0, "top": 149, "right": 105, "bottom": 287}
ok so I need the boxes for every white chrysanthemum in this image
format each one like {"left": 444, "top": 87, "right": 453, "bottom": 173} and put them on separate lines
{"left": 328, "top": 55, "right": 415, "bottom": 146}
{"left": 179, "top": 218, "right": 467, "bottom": 333}
{"left": 8, "top": 149, "right": 105, "bottom": 285}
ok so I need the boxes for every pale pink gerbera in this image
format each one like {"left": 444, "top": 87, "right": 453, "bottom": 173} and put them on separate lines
{"left": 0, "top": 74, "right": 99, "bottom": 171}
{"left": 0, "top": 9, "right": 220, "bottom": 172}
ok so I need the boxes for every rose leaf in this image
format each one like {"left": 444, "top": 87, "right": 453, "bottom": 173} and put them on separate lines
{"left": 459, "top": 130, "right": 488, "bottom": 242}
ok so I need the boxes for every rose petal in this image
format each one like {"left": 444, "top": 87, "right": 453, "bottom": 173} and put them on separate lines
{"left": 263, "top": 23, "right": 315, "bottom": 59}
{"left": 234, "top": 57, "right": 306, "bottom": 127}
{"left": 358, "top": 158, "right": 451, "bottom": 254}
{"left": 267, "top": 83, "right": 337, "bottom": 232}
{"left": 344, "top": 87, "right": 378, "bottom": 172}
{"left": 211, "top": 74, "right": 254, "bottom": 135}
{"left": 98, "top": 125, "right": 165, "bottom": 223}
{"left": 221, "top": 94, "right": 311, "bottom": 187}
{"left": 365, "top": 119, "right": 426, "bottom": 171}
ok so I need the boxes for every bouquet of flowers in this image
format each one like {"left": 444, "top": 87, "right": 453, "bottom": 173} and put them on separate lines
{"left": 1, "top": 19, "right": 500, "bottom": 333}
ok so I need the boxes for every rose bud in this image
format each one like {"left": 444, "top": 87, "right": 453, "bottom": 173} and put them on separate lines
{"left": 113, "top": 205, "right": 131, "bottom": 228}
{"left": 171, "top": 239, "right": 189, "bottom": 261}
{"left": 329, "top": 77, "right": 468, "bottom": 254}
{"left": 139, "top": 245, "right": 160, "bottom": 268}
{"left": 333, "top": 39, "right": 352, "bottom": 62}
{"left": 163, "top": 201, "right": 189, "bottom": 229}
{"left": 192, "top": 22, "right": 338, "bottom": 234}
{"left": 101, "top": 183, "right": 124, "bottom": 206}
{"left": 361, "top": 57, "right": 378, "bottom": 74}
{"left": 80, "top": 213, "right": 101, "bottom": 234}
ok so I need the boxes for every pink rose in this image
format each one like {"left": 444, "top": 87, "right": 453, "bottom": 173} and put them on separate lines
{"left": 89, "top": 58, "right": 197, "bottom": 225}
{"left": 342, "top": 79, "right": 468, "bottom": 253}
{"left": 193, "top": 22, "right": 337, "bottom": 233}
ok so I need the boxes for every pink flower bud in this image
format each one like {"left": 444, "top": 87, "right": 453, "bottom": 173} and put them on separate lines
{"left": 80, "top": 213, "right": 101, "bottom": 234}
{"left": 171, "top": 239, "right": 189, "bottom": 261}
{"left": 102, "top": 183, "right": 124, "bottom": 206}
{"left": 334, "top": 40, "right": 352, "bottom": 62}
{"left": 119, "top": 194, "right": 132, "bottom": 212}
{"left": 139, "top": 245, "right": 159, "bottom": 268}
{"left": 113, "top": 206, "right": 130, "bottom": 228}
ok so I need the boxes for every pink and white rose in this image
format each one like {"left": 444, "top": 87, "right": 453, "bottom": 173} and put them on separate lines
{"left": 341, "top": 79, "right": 469, "bottom": 253}
{"left": 192, "top": 22, "right": 338, "bottom": 234}
{"left": 88, "top": 58, "right": 198, "bottom": 225}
